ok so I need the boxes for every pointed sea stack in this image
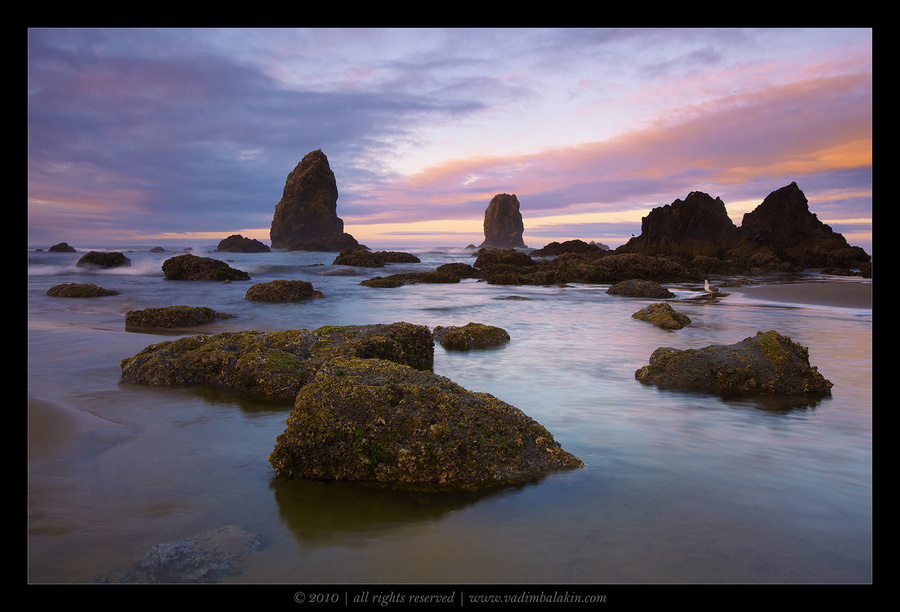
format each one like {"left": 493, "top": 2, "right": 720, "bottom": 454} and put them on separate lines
{"left": 479, "top": 193, "right": 527, "bottom": 249}
{"left": 619, "top": 191, "right": 739, "bottom": 259}
{"left": 270, "top": 150, "right": 351, "bottom": 250}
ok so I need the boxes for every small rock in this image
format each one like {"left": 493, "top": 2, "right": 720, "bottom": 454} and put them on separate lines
{"left": 245, "top": 279, "right": 323, "bottom": 302}
{"left": 608, "top": 279, "right": 675, "bottom": 298}
{"left": 125, "top": 305, "right": 235, "bottom": 329}
{"left": 432, "top": 322, "right": 511, "bottom": 350}
{"left": 46, "top": 283, "right": 119, "bottom": 298}
{"left": 632, "top": 303, "right": 692, "bottom": 330}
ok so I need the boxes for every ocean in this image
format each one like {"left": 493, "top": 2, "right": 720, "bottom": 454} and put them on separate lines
{"left": 27, "top": 246, "right": 872, "bottom": 585}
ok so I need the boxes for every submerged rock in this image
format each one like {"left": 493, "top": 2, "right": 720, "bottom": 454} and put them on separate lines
{"left": 245, "top": 279, "right": 324, "bottom": 302}
{"left": 432, "top": 322, "right": 511, "bottom": 350}
{"left": 125, "top": 305, "right": 235, "bottom": 329}
{"left": 332, "top": 248, "right": 421, "bottom": 267}
{"left": 96, "top": 525, "right": 261, "bottom": 584}
{"left": 635, "top": 330, "right": 833, "bottom": 397}
{"left": 268, "top": 356, "right": 582, "bottom": 491}
{"left": 161, "top": 253, "right": 251, "bottom": 281}
{"left": 632, "top": 303, "right": 692, "bottom": 330}
{"left": 46, "top": 283, "right": 119, "bottom": 297}
{"left": 360, "top": 271, "right": 460, "bottom": 288}
{"left": 120, "top": 322, "right": 434, "bottom": 400}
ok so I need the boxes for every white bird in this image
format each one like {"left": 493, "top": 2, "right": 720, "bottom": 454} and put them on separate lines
{"left": 704, "top": 279, "right": 720, "bottom": 294}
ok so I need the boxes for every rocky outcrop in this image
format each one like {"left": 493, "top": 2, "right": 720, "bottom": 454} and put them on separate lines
{"left": 293, "top": 233, "right": 362, "bottom": 252}
{"left": 120, "top": 322, "right": 434, "bottom": 400}
{"left": 733, "top": 182, "right": 870, "bottom": 269}
{"left": 359, "top": 271, "right": 460, "bottom": 288}
{"left": 48, "top": 242, "right": 76, "bottom": 252}
{"left": 332, "top": 248, "right": 421, "bottom": 268}
{"left": 618, "top": 182, "right": 870, "bottom": 274}
{"left": 620, "top": 191, "right": 739, "bottom": 259}
{"left": 608, "top": 279, "right": 675, "bottom": 299}
{"left": 46, "top": 283, "right": 119, "bottom": 297}
{"left": 161, "top": 254, "right": 251, "bottom": 281}
{"left": 215, "top": 234, "right": 271, "bottom": 253}
{"left": 432, "top": 323, "right": 511, "bottom": 350}
{"left": 635, "top": 330, "right": 833, "bottom": 397}
{"left": 530, "top": 240, "right": 605, "bottom": 257}
{"left": 244, "top": 280, "right": 323, "bottom": 302}
{"left": 267, "top": 356, "right": 583, "bottom": 491}
{"left": 125, "top": 306, "right": 235, "bottom": 329}
{"left": 270, "top": 149, "right": 350, "bottom": 250}
{"left": 632, "top": 303, "right": 691, "bottom": 330}
{"left": 76, "top": 251, "right": 131, "bottom": 268}
{"left": 479, "top": 193, "right": 526, "bottom": 249}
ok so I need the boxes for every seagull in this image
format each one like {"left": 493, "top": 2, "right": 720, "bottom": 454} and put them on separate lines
{"left": 704, "top": 279, "right": 721, "bottom": 294}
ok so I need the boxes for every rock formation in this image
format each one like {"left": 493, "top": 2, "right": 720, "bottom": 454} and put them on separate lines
{"left": 635, "top": 330, "right": 833, "bottom": 399}
{"left": 619, "top": 191, "right": 739, "bottom": 259}
{"left": 267, "top": 356, "right": 583, "bottom": 491}
{"left": 618, "top": 182, "right": 870, "bottom": 273}
{"left": 632, "top": 303, "right": 692, "bottom": 330}
{"left": 244, "top": 280, "right": 323, "bottom": 302}
{"left": 270, "top": 150, "right": 354, "bottom": 251}
{"left": 46, "top": 283, "right": 120, "bottom": 298}
{"left": 76, "top": 251, "right": 132, "bottom": 269}
{"left": 479, "top": 193, "right": 526, "bottom": 249}
{"left": 215, "top": 234, "right": 270, "bottom": 253}
{"left": 124, "top": 306, "right": 235, "bottom": 329}
{"left": 161, "top": 254, "right": 251, "bottom": 281}
{"left": 432, "top": 322, "right": 511, "bottom": 351}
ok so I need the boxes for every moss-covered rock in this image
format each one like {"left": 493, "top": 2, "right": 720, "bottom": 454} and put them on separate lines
{"left": 632, "top": 303, "right": 692, "bottom": 330}
{"left": 268, "top": 356, "right": 582, "bottom": 491}
{"left": 608, "top": 279, "right": 675, "bottom": 298}
{"left": 120, "top": 322, "right": 434, "bottom": 400}
{"left": 332, "top": 248, "right": 421, "bottom": 267}
{"left": 432, "top": 322, "right": 511, "bottom": 350}
{"left": 635, "top": 330, "right": 833, "bottom": 397}
{"left": 124, "top": 305, "right": 236, "bottom": 329}
{"left": 46, "top": 283, "right": 120, "bottom": 298}
{"left": 161, "top": 253, "right": 251, "bottom": 281}
{"left": 245, "top": 279, "right": 323, "bottom": 301}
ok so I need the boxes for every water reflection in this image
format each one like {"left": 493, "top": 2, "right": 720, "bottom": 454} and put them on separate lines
{"left": 268, "top": 476, "right": 533, "bottom": 548}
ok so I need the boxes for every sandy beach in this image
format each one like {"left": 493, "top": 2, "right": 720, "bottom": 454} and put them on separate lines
{"left": 730, "top": 280, "right": 872, "bottom": 309}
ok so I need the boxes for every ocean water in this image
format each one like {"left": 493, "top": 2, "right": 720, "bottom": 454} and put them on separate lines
{"left": 27, "top": 246, "right": 872, "bottom": 584}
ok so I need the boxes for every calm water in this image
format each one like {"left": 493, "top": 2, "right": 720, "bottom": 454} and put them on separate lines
{"left": 27, "top": 246, "right": 872, "bottom": 584}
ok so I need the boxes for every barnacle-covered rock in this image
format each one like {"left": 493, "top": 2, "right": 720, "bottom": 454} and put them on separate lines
{"left": 632, "top": 303, "right": 692, "bottom": 330}
{"left": 268, "top": 356, "right": 582, "bottom": 491}
{"left": 432, "top": 322, "right": 511, "bottom": 350}
{"left": 635, "top": 330, "right": 833, "bottom": 397}
{"left": 120, "top": 322, "right": 434, "bottom": 399}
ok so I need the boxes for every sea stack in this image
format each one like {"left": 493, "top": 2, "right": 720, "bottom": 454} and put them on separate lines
{"left": 479, "top": 193, "right": 527, "bottom": 249}
{"left": 270, "top": 150, "right": 350, "bottom": 250}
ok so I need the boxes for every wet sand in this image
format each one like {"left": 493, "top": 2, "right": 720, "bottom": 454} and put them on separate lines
{"left": 730, "top": 280, "right": 872, "bottom": 309}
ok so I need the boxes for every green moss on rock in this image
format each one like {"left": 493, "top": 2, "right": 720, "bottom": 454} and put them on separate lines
{"left": 268, "top": 356, "right": 583, "bottom": 491}
{"left": 46, "top": 283, "right": 119, "bottom": 298}
{"left": 125, "top": 305, "right": 235, "bottom": 329}
{"left": 432, "top": 322, "right": 511, "bottom": 350}
{"left": 632, "top": 303, "right": 692, "bottom": 330}
{"left": 635, "top": 330, "right": 833, "bottom": 398}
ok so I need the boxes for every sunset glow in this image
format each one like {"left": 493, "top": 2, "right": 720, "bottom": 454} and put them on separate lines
{"left": 28, "top": 28, "right": 872, "bottom": 253}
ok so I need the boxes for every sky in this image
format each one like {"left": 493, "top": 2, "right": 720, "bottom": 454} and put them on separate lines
{"left": 27, "top": 27, "right": 873, "bottom": 253}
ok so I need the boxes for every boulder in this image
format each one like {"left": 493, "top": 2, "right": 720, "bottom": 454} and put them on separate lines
{"left": 292, "top": 233, "right": 363, "bottom": 252}
{"left": 479, "top": 193, "right": 527, "bottom": 249}
{"left": 332, "top": 248, "right": 421, "bottom": 267}
{"left": 125, "top": 305, "right": 235, "bottom": 329}
{"left": 360, "top": 271, "right": 460, "bottom": 288}
{"left": 632, "top": 303, "right": 692, "bottom": 330}
{"left": 267, "top": 356, "right": 583, "bottom": 491}
{"left": 432, "top": 322, "right": 511, "bottom": 350}
{"left": 48, "top": 242, "right": 76, "bottom": 252}
{"left": 530, "top": 239, "right": 604, "bottom": 257}
{"left": 270, "top": 149, "right": 349, "bottom": 250}
{"left": 245, "top": 279, "right": 323, "bottom": 302}
{"left": 635, "top": 330, "right": 833, "bottom": 397}
{"left": 46, "top": 283, "right": 119, "bottom": 297}
{"left": 608, "top": 279, "right": 675, "bottom": 298}
{"left": 76, "top": 251, "right": 131, "bottom": 268}
{"left": 120, "top": 322, "right": 434, "bottom": 400}
{"left": 215, "top": 234, "right": 271, "bottom": 253}
{"left": 161, "top": 253, "right": 251, "bottom": 281}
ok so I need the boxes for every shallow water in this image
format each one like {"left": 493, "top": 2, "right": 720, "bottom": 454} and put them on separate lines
{"left": 27, "top": 247, "right": 872, "bottom": 584}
